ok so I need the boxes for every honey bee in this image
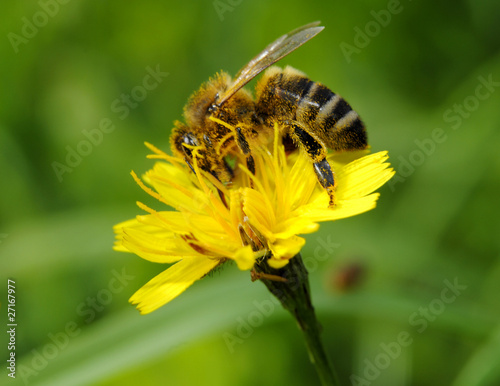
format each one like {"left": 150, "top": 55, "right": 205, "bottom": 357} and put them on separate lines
{"left": 171, "top": 22, "right": 367, "bottom": 206}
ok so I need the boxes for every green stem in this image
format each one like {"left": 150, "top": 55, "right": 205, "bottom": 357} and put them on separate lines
{"left": 253, "top": 253, "right": 340, "bottom": 386}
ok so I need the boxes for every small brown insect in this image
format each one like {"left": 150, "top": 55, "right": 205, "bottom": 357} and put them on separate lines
{"left": 331, "top": 262, "right": 366, "bottom": 292}
{"left": 171, "top": 22, "right": 367, "bottom": 206}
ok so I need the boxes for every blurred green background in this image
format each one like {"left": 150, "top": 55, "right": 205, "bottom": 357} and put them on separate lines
{"left": 1, "top": 0, "right": 500, "bottom": 385}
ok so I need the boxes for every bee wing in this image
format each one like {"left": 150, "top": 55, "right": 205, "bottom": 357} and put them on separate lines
{"left": 216, "top": 22, "right": 324, "bottom": 107}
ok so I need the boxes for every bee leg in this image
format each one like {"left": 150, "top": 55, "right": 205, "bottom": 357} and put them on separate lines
{"left": 245, "top": 154, "right": 256, "bottom": 175}
{"left": 291, "top": 123, "right": 336, "bottom": 207}
{"left": 313, "top": 159, "right": 336, "bottom": 207}
{"left": 208, "top": 165, "right": 231, "bottom": 208}
{"left": 225, "top": 158, "right": 235, "bottom": 178}
{"left": 183, "top": 157, "right": 196, "bottom": 174}
{"left": 202, "top": 134, "right": 234, "bottom": 182}
{"left": 236, "top": 127, "right": 256, "bottom": 184}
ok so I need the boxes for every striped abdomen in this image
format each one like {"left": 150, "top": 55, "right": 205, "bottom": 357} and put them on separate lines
{"left": 255, "top": 66, "right": 367, "bottom": 151}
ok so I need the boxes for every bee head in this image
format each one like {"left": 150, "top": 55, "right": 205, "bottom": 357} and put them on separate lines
{"left": 181, "top": 132, "right": 199, "bottom": 157}
{"left": 184, "top": 72, "right": 232, "bottom": 128}
{"left": 170, "top": 122, "right": 199, "bottom": 161}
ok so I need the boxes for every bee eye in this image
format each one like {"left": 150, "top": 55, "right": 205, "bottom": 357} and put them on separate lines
{"left": 203, "top": 134, "right": 212, "bottom": 147}
{"left": 207, "top": 103, "right": 218, "bottom": 114}
{"left": 183, "top": 133, "right": 198, "bottom": 147}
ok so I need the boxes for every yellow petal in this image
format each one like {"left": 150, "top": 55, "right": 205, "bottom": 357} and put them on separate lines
{"left": 273, "top": 217, "right": 320, "bottom": 239}
{"left": 287, "top": 153, "right": 318, "bottom": 208}
{"left": 113, "top": 217, "right": 169, "bottom": 252}
{"left": 269, "top": 236, "right": 305, "bottom": 262}
{"left": 147, "top": 162, "right": 210, "bottom": 212}
{"left": 113, "top": 243, "right": 131, "bottom": 253}
{"left": 232, "top": 246, "right": 256, "bottom": 270}
{"left": 121, "top": 228, "right": 193, "bottom": 263}
{"left": 151, "top": 161, "right": 193, "bottom": 187}
{"left": 143, "top": 211, "right": 192, "bottom": 234}
{"left": 188, "top": 213, "right": 235, "bottom": 240}
{"left": 130, "top": 257, "right": 220, "bottom": 314}
{"left": 303, "top": 194, "right": 380, "bottom": 222}
{"left": 267, "top": 258, "right": 290, "bottom": 269}
{"left": 329, "top": 149, "right": 371, "bottom": 167}
{"left": 242, "top": 188, "right": 276, "bottom": 241}
{"left": 336, "top": 151, "right": 395, "bottom": 200}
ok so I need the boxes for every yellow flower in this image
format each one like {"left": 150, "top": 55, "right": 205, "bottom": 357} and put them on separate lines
{"left": 113, "top": 124, "right": 395, "bottom": 314}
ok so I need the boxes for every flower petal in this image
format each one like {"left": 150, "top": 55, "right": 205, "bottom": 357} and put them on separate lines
{"left": 232, "top": 246, "right": 256, "bottom": 270}
{"left": 121, "top": 228, "right": 194, "bottom": 263}
{"left": 242, "top": 188, "right": 276, "bottom": 242}
{"left": 146, "top": 162, "right": 210, "bottom": 212}
{"left": 130, "top": 257, "right": 220, "bottom": 314}
{"left": 269, "top": 236, "right": 306, "bottom": 265}
{"left": 336, "top": 151, "right": 395, "bottom": 200}
{"left": 303, "top": 193, "right": 380, "bottom": 222}
{"left": 113, "top": 217, "right": 174, "bottom": 253}
{"left": 273, "top": 217, "right": 320, "bottom": 239}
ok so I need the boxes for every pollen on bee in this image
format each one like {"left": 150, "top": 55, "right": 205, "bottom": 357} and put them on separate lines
{"left": 327, "top": 186, "right": 336, "bottom": 208}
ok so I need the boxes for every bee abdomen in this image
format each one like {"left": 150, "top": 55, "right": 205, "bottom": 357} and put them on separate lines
{"left": 294, "top": 80, "right": 367, "bottom": 150}
{"left": 296, "top": 82, "right": 335, "bottom": 124}
{"left": 257, "top": 67, "right": 367, "bottom": 151}
{"left": 274, "top": 73, "right": 314, "bottom": 115}
{"left": 296, "top": 80, "right": 357, "bottom": 130}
